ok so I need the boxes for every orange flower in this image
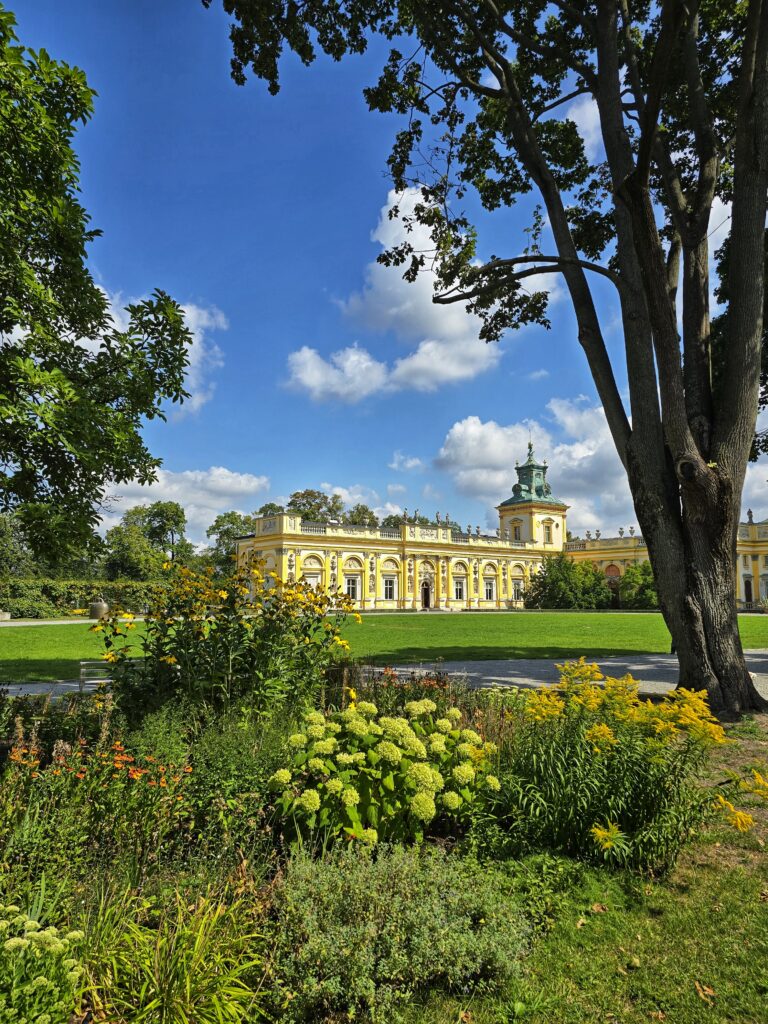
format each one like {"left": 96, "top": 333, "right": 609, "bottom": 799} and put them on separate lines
{"left": 183, "top": 765, "right": 193, "bottom": 773}
{"left": 159, "top": 778, "right": 168, "bottom": 788}
{"left": 75, "top": 772, "right": 86, "bottom": 780}
{"left": 148, "top": 780, "right": 157, "bottom": 787}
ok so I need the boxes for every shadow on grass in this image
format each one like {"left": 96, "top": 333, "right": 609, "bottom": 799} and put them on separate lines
{"left": 359, "top": 644, "right": 671, "bottom": 665}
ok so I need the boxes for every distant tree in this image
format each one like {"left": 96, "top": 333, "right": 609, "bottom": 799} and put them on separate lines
{"left": 0, "top": 513, "right": 39, "bottom": 577}
{"left": 257, "top": 501, "right": 284, "bottom": 516}
{"left": 286, "top": 490, "right": 345, "bottom": 523}
{"left": 103, "top": 523, "right": 164, "bottom": 581}
{"left": 525, "top": 553, "right": 611, "bottom": 610}
{"left": 343, "top": 503, "right": 379, "bottom": 528}
{"left": 619, "top": 561, "right": 659, "bottom": 609}
{"left": 0, "top": 8, "right": 191, "bottom": 560}
{"left": 123, "top": 502, "right": 187, "bottom": 558}
{"left": 206, "top": 510, "right": 259, "bottom": 572}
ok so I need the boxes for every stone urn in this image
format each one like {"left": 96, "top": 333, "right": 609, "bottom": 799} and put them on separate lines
{"left": 89, "top": 598, "right": 109, "bottom": 620}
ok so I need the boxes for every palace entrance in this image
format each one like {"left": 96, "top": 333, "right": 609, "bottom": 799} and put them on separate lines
{"left": 421, "top": 581, "right": 431, "bottom": 609}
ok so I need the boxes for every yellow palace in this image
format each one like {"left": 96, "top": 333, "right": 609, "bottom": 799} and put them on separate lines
{"left": 235, "top": 445, "right": 767, "bottom": 611}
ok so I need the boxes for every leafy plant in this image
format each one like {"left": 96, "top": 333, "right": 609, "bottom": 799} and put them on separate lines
{"left": 0, "top": 739, "right": 192, "bottom": 887}
{"left": 269, "top": 699, "right": 501, "bottom": 845}
{"left": 269, "top": 844, "right": 528, "bottom": 1023}
{"left": 98, "top": 561, "right": 353, "bottom": 720}
{"left": 83, "top": 888, "right": 265, "bottom": 1023}
{"left": 0, "top": 899, "right": 84, "bottom": 1024}
{"left": 475, "top": 659, "right": 734, "bottom": 870}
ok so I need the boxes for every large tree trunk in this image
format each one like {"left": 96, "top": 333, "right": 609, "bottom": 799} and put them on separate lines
{"left": 634, "top": 472, "right": 768, "bottom": 718}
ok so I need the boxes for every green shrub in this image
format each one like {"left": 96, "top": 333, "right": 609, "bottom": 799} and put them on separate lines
{"left": 127, "top": 699, "right": 194, "bottom": 767}
{"left": 185, "top": 712, "right": 293, "bottom": 864}
{"left": 99, "top": 562, "right": 353, "bottom": 721}
{"left": 270, "top": 845, "right": 528, "bottom": 1023}
{"left": 269, "top": 700, "right": 501, "bottom": 845}
{"left": 0, "top": 578, "right": 161, "bottom": 618}
{"left": 83, "top": 889, "right": 265, "bottom": 1023}
{"left": 474, "top": 659, "right": 730, "bottom": 871}
{"left": 0, "top": 739, "right": 192, "bottom": 889}
{"left": 0, "top": 900, "right": 84, "bottom": 1024}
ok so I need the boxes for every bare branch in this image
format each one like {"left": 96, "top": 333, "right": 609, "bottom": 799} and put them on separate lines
{"left": 532, "top": 86, "right": 591, "bottom": 122}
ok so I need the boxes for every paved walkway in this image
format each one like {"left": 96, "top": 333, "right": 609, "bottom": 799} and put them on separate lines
{"left": 391, "top": 650, "right": 768, "bottom": 699}
{"left": 6, "top": 651, "right": 768, "bottom": 700}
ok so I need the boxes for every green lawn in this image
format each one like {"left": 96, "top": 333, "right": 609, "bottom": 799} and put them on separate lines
{"left": 3, "top": 611, "right": 768, "bottom": 683}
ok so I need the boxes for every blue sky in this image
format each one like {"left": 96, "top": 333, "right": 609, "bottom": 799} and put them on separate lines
{"left": 15, "top": 1, "right": 768, "bottom": 542}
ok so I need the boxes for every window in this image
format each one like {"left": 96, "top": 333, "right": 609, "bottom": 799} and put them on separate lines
{"left": 454, "top": 578, "right": 465, "bottom": 601}
{"left": 743, "top": 555, "right": 749, "bottom": 567}
{"left": 383, "top": 576, "right": 396, "bottom": 600}
{"left": 763, "top": 555, "right": 768, "bottom": 567}
{"left": 512, "top": 580, "right": 522, "bottom": 601}
{"left": 345, "top": 576, "right": 358, "bottom": 600}
{"left": 544, "top": 524, "right": 552, "bottom": 544}
{"left": 513, "top": 525, "right": 521, "bottom": 541}
{"left": 304, "top": 574, "right": 320, "bottom": 590}
{"left": 484, "top": 578, "right": 496, "bottom": 601}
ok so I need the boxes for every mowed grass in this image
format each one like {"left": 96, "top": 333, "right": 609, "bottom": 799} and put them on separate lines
{"left": 3, "top": 611, "right": 768, "bottom": 682}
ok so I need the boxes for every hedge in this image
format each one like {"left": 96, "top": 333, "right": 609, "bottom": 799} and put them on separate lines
{"left": 0, "top": 579, "right": 166, "bottom": 619}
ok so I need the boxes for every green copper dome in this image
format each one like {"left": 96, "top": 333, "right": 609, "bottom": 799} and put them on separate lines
{"left": 498, "top": 442, "right": 567, "bottom": 508}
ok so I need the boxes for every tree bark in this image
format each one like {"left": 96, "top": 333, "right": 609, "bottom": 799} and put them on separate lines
{"left": 632, "top": 468, "right": 768, "bottom": 717}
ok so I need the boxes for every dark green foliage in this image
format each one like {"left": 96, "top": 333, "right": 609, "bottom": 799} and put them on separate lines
{"left": 619, "top": 561, "right": 658, "bottom": 610}
{"left": 184, "top": 712, "right": 292, "bottom": 863}
{"left": 285, "top": 489, "right": 344, "bottom": 523}
{"left": 269, "top": 845, "right": 529, "bottom": 1023}
{"left": 0, "top": 578, "right": 161, "bottom": 618}
{"left": 524, "top": 553, "right": 612, "bottom": 610}
{"left": 342, "top": 503, "right": 379, "bottom": 527}
{"left": 0, "top": 6, "right": 191, "bottom": 559}
{"left": 205, "top": 510, "right": 260, "bottom": 573}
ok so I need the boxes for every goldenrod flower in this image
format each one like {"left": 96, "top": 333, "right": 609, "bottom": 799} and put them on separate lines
{"left": 590, "top": 820, "right": 623, "bottom": 851}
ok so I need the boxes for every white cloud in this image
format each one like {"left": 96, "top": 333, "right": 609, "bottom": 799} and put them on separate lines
{"left": 389, "top": 450, "right": 424, "bottom": 472}
{"left": 528, "top": 368, "right": 550, "bottom": 380}
{"left": 436, "top": 397, "right": 638, "bottom": 536}
{"left": 178, "top": 303, "right": 227, "bottom": 415}
{"left": 287, "top": 190, "right": 505, "bottom": 402}
{"left": 320, "top": 480, "right": 403, "bottom": 523}
{"left": 740, "top": 457, "right": 768, "bottom": 524}
{"left": 103, "top": 466, "right": 270, "bottom": 544}
{"left": 567, "top": 95, "right": 603, "bottom": 161}
{"left": 287, "top": 344, "right": 389, "bottom": 403}
{"left": 320, "top": 481, "right": 380, "bottom": 507}
{"left": 422, "top": 483, "right": 442, "bottom": 503}
{"left": 387, "top": 483, "right": 407, "bottom": 496}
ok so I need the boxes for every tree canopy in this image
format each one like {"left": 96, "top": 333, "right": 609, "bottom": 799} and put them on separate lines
{"left": 0, "top": 6, "right": 191, "bottom": 559}
{"left": 524, "top": 552, "right": 612, "bottom": 609}
{"left": 206, "top": 509, "right": 260, "bottom": 572}
{"left": 343, "top": 503, "right": 380, "bottom": 527}
{"left": 286, "top": 489, "right": 345, "bottom": 522}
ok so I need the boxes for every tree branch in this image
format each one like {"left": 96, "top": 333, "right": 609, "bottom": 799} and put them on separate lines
{"left": 434, "top": 254, "right": 624, "bottom": 303}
